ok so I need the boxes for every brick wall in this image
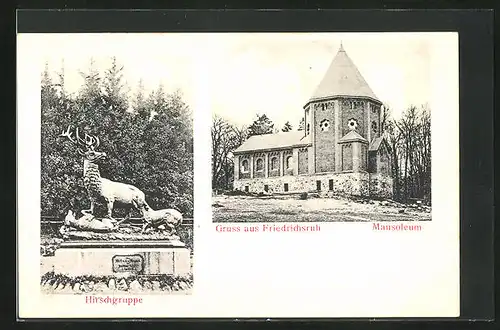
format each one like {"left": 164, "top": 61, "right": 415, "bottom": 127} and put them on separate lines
{"left": 268, "top": 152, "right": 280, "bottom": 177}
{"left": 369, "top": 102, "right": 381, "bottom": 139}
{"left": 360, "top": 144, "right": 368, "bottom": 171}
{"left": 254, "top": 153, "right": 265, "bottom": 178}
{"left": 342, "top": 144, "right": 353, "bottom": 171}
{"left": 341, "top": 99, "right": 366, "bottom": 137}
{"left": 378, "top": 144, "right": 391, "bottom": 175}
{"left": 283, "top": 150, "right": 294, "bottom": 176}
{"left": 368, "top": 151, "right": 377, "bottom": 173}
{"left": 298, "top": 148, "right": 308, "bottom": 174}
{"left": 312, "top": 101, "right": 336, "bottom": 173}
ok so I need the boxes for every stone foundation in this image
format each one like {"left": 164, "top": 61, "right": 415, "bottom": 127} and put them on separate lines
{"left": 369, "top": 173, "right": 394, "bottom": 199}
{"left": 234, "top": 172, "right": 393, "bottom": 198}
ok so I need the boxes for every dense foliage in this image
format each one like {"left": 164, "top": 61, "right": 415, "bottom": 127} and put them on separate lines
{"left": 41, "top": 58, "right": 193, "bottom": 218}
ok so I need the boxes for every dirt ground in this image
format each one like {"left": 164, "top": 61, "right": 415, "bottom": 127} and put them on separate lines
{"left": 212, "top": 195, "right": 431, "bottom": 222}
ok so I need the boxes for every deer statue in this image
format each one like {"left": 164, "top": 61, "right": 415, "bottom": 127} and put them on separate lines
{"left": 59, "top": 125, "right": 151, "bottom": 222}
{"left": 63, "top": 209, "right": 117, "bottom": 233}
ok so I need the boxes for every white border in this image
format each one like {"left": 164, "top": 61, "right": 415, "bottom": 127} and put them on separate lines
{"left": 18, "top": 32, "right": 459, "bottom": 318}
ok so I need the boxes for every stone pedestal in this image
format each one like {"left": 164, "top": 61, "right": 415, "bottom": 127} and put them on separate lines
{"left": 51, "top": 240, "right": 190, "bottom": 278}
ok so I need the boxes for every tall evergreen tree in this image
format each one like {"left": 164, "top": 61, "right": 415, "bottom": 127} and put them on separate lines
{"left": 282, "top": 121, "right": 293, "bottom": 132}
{"left": 298, "top": 117, "right": 305, "bottom": 131}
{"left": 247, "top": 114, "right": 274, "bottom": 136}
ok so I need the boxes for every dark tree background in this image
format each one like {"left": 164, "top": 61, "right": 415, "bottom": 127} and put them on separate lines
{"left": 211, "top": 115, "right": 247, "bottom": 190}
{"left": 383, "top": 104, "right": 431, "bottom": 204}
{"left": 41, "top": 57, "right": 193, "bottom": 219}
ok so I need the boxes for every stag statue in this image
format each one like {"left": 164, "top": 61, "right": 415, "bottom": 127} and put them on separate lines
{"left": 59, "top": 125, "right": 151, "bottom": 222}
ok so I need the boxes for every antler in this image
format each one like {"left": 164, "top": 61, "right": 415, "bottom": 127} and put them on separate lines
{"left": 60, "top": 125, "right": 85, "bottom": 147}
{"left": 60, "top": 125, "right": 100, "bottom": 151}
{"left": 80, "top": 131, "right": 100, "bottom": 150}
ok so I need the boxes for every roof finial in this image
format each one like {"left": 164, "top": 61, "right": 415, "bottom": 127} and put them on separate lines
{"left": 339, "top": 40, "right": 344, "bottom": 52}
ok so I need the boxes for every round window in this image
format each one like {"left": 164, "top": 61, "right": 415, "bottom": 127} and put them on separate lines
{"left": 320, "top": 119, "right": 330, "bottom": 132}
{"left": 348, "top": 118, "right": 358, "bottom": 130}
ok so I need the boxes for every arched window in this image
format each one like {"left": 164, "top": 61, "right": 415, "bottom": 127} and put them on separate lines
{"left": 241, "top": 159, "right": 249, "bottom": 172}
{"left": 286, "top": 156, "right": 293, "bottom": 170}
{"left": 270, "top": 157, "right": 278, "bottom": 170}
{"left": 256, "top": 158, "right": 264, "bottom": 171}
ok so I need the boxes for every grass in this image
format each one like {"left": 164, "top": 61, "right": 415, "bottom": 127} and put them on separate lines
{"left": 212, "top": 195, "right": 431, "bottom": 223}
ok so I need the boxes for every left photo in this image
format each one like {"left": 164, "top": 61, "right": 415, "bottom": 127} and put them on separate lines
{"left": 38, "top": 34, "right": 194, "bottom": 295}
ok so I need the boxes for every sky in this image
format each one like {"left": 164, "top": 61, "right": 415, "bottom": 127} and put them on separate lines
{"left": 36, "top": 33, "right": 199, "bottom": 105}
{"left": 31, "top": 32, "right": 454, "bottom": 129}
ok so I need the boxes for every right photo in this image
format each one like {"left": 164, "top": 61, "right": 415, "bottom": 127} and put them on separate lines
{"left": 211, "top": 33, "right": 432, "bottom": 223}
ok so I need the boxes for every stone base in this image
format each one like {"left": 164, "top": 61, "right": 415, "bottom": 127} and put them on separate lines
{"left": 369, "top": 173, "right": 394, "bottom": 199}
{"left": 50, "top": 240, "right": 190, "bottom": 278}
{"left": 59, "top": 224, "right": 180, "bottom": 241}
{"left": 234, "top": 172, "right": 393, "bottom": 198}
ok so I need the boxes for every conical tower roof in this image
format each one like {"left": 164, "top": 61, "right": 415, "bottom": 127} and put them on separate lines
{"left": 306, "top": 43, "right": 380, "bottom": 105}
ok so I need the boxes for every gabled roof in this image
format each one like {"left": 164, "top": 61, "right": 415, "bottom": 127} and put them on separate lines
{"left": 369, "top": 136, "right": 384, "bottom": 151}
{"left": 233, "top": 131, "right": 311, "bottom": 154}
{"left": 338, "top": 130, "right": 368, "bottom": 144}
{"left": 306, "top": 43, "right": 380, "bottom": 105}
{"left": 369, "top": 136, "right": 392, "bottom": 153}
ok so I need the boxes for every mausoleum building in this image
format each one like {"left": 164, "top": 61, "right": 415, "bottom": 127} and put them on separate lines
{"left": 232, "top": 44, "right": 393, "bottom": 198}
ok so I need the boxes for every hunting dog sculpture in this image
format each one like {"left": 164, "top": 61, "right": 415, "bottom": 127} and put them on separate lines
{"left": 136, "top": 202, "right": 183, "bottom": 235}
{"left": 60, "top": 125, "right": 151, "bottom": 222}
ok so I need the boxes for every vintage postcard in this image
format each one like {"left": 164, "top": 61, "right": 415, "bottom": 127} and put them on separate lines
{"left": 18, "top": 32, "right": 459, "bottom": 318}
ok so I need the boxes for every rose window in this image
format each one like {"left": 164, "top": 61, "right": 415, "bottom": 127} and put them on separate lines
{"left": 320, "top": 119, "right": 330, "bottom": 132}
{"left": 348, "top": 118, "right": 358, "bottom": 130}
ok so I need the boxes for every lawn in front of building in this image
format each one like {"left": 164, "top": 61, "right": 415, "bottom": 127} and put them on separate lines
{"left": 212, "top": 194, "right": 431, "bottom": 222}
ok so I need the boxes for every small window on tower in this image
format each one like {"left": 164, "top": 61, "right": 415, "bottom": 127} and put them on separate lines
{"left": 320, "top": 119, "right": 330, "bottom": 132}
{"left": 348, "top": 118, "right": 358, "bottom": 130}
{"left": 306, "top": 123, "right": 310, "bottom": 135}
{"left": 372, "top": 121, "right": 378, "bottom": 133}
